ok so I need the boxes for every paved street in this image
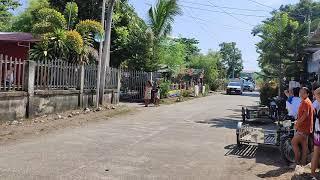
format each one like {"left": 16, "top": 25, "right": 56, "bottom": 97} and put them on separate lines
{"left": 0, "top": 92, "right": 295, "bottom": 180}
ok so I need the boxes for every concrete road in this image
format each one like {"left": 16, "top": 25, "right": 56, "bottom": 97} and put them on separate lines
{"left": 0, "top": 92, "right": 292, "bottom": 180}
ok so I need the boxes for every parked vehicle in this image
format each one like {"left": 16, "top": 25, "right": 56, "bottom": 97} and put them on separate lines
{"left": 243, "top": 81, "right": 254, "bottom": 92}
{"left": 237, "top": 97, "right": 314, "bottom": 164}
{"left": 226, "top": 81, "right": 243, "bottom": 95}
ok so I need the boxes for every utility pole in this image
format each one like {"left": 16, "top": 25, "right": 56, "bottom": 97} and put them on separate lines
{"left": 99, "top": 0, "right": 116, "bottom": 104}
{"left": 96, "top": 0, "right": 107, "bottom": 108}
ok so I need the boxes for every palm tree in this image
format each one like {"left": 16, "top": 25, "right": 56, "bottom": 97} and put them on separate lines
{"left": 148, "top": 0, "right": 182, "bottom": 41}
{"left": 147, "top": 0, "right": 182, "bottom": 70}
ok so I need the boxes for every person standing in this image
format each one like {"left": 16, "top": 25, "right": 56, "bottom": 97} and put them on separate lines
{"left": 153, "top": 80, "right": 160, "bottom": 107}
{"left": 144, "top": 80, "right": 152, "bottom": 107}
{"left": 311, "top": 87, "right": 320, "bottom": 180}
{"left": 291, "top": 87, "right": 314, "bottom": 168}
{"left": 285, "top": 88, "right": 301, "bottom": 119}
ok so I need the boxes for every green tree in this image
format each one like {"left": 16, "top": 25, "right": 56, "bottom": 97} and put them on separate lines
{"left": 11, "top": 0, "right": 50, "bottom": 32}
{"left": 253, "top": 13, "right": 303, "bottom": 95}
{"left": 219, "top": 42, "right": 243, "bottom": 78}
{"left": 0, "top": 0, "right": 21, "bottom": 31}
{"left": 190, "top": 51, "right": 222, "bottom": 90}
{"left": 174, "top": 37, "right": 200, "bottom": 63}
{"left": 64, "top": 2, "right": 78, "bottom": 30}
{"left": 148, "top": 0, "right": 182, "bottom": 69}
{"left": 158, "top": 38, "right": 186, "bottom": 76}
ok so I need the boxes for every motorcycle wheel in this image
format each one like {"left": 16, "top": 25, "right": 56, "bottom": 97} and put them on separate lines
{"left": 280, "top": 135, "right": 295, "bottom": 164}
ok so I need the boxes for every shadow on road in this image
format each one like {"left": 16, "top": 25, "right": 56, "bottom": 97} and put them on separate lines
{"left": 224, "top": 144, "right": 257, "bottom": 158}
{"left": 257, "top": 167, "right": 294, "bottom": 178}
{"left": 240, "top": 92, "right": 260, "bottom": 98}
{"left": 225, "top": 144, "right": 292, "bottom": 178}
{"left": 195, "top": 118, "right": 238, "bottom": 129}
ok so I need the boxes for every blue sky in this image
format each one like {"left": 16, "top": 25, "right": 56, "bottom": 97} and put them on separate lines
{"left": 18, "top": 0, "right": 300, "bottom": 71}
{"left": 129, "top": 0, "right": 300, "bottom": 71}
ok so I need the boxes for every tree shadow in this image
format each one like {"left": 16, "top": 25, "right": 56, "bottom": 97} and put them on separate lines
{"left": 195, "top": 118, "right": 238, "bottom": 129}
{"left": 241, "top": 92, "right": 260, "bottom": 98}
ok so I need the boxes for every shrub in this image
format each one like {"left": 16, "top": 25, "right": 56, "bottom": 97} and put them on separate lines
{"left": 160, "top": 81, "right": 171, "bottom": 99}
{"left": 209, "top": 79, "right": 226, "bottom": 91}
{"left": 182, "top": 90, "right": 191, "bottom": 97}
{"left": 259, "top": 81, "right": 278, "bottom": 105}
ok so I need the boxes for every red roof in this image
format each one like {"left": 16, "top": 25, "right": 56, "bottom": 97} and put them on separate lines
{"left": 0, "top": 32, "right": 39, "bottom": 42}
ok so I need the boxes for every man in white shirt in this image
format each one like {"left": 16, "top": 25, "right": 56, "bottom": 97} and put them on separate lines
{"left": 285, "top": 88, "right": 301, "bottom": 119}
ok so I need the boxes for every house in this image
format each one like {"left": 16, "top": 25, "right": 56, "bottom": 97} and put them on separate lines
{"left": 0, "top": 32, "right": 38, "bottom": 60}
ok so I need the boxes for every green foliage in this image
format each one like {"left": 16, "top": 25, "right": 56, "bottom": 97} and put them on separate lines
{"left": 190, "top": 51, "right": 222, "bottom": 90}
{"left": 11, "top": 0, "right": 50, "bottom": 32}
{"left": 64, "top": 2, "right": 78, "bottom": 30}
{"left": 0, "top": 0, "right": 20, "bottom": 31}
{"left": 159, "top": 80, "right": 171, "bottom": 98}
{"left": 65, "top": 30, "right": 83, "bottom": 55}
{"left": 32, "top": 7, "right": 67, "bottom": 34}
{"left": 259, "top": 81, "right": 278, "bottom": 106}
{"left": 219, "top": 42, "right": 243, "bottom": 78}
{"left": 148, "top": 0, "right": 182, "bottom": 39}
{"left": 158, "top": 38, "right": 186, "bottom": 75}
{"left": 75, "top": 20, "right": 103, "bottom": 36}
{"left": 29, "top": 38, "right": 51, "bottom": 61}
{"left": 253, "top": 12, "right": 304, "bottom": 84}
{"left": 181, "top": 89, "right": 191, "bottom": 97}
{"left": 174, "top": 37, "right": 200, "bottom": 63}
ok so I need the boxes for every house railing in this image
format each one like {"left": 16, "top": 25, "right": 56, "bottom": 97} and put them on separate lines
{"left": 0, "top": 54, "right": 25, "bottom": 91}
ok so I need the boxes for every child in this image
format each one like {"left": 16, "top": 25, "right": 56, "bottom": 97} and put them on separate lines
{"left": 154, "top": 80, "right": 160, "bottom": 106}
{"left": 144, "top": 80, "right": 153, "bottom": 107}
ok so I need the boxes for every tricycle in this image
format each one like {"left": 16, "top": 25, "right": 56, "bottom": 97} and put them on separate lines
{"left": 241, "top": 97, "right": 286, "bottom": 123}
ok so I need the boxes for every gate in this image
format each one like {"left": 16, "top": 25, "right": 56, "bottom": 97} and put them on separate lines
{"left": 120, "top": 69, "right": 159, "bottom": 102}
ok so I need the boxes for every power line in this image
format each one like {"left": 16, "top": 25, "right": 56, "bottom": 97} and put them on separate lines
{"left": 246, "top": 0, "right": 274, "bottom": 10}
{"left": 180, "top": 0, "right": 270, "bottom": 12}
{"left": 180, "top": 5, "right": 269, "bottom": 18}
{"left": 206, "top": 1, "right": 255, "bottom": 27}
{"left": 183, "top": 14, "right": 252, "bottom": 32}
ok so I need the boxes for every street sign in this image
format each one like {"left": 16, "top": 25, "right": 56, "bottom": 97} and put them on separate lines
{"left": 94, "top": 33, "right": 105, "bottom": 43}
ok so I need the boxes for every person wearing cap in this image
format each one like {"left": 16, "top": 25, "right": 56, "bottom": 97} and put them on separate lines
{"left": 291, "top": 87, "right": 314, "bottom": 168}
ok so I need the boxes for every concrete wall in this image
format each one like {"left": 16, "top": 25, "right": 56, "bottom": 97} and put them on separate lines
{"left": 0, "top": 89, "right": 118, "bottom": 121}
{"left": 0, "top": 92, "right": 27, "bottom": 121}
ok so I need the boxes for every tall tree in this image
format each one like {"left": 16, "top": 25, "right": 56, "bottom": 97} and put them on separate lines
{"left": 0, "top": 0, "right": 21, "bottom": 31}
{"left": 174, "top": 37, "right": 200, "bottom": 63}
{"left": 148, "top": 0, "right": 182, "bottom": 70}
{"left": 219, "top": 42, "right": 243, "bottom": 78}
{"left": 253, "top": 13, "right": 303, "bottom": 95}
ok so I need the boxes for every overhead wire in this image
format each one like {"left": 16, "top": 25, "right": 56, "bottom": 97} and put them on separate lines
{"left": 180, "top": 5, "right": 269, "bottom": 18}
{"left": 180, "top": 0, "right": 270, "bottom": 13}
{"left": 206, "top": 1, "right": 255, "bottom": 27}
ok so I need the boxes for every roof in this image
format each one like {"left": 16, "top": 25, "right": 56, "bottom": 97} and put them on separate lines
{"left": 0, "top": 32, "right": 39, "bottom": 42}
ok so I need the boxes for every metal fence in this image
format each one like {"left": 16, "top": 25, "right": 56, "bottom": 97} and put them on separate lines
{"left": 0, "top": 54, "right": 25, "bottom": 91}
{"left": 120, "top": 69, "right": 154, "bottom": 102}
{"left": 34, "top": 59, "right": 80, "bottom": 90}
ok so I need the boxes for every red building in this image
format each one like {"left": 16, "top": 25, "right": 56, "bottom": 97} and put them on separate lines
{"left": 0, "top": 32, "right": 38, "bottom": 60}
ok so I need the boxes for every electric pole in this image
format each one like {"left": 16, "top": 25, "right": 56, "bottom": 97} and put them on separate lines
{"left": 96, "top": 0, "right": 107, "bottom": 108}
{"left": 99, "top": 0, "right": 116, "bottom": 104}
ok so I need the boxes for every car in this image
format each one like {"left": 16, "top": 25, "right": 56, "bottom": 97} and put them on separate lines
{"left": 243, "top": 81, "right": 255, "bottom": 92}
{"left": 226, "top": 82, "right": 243, "bottom": 95}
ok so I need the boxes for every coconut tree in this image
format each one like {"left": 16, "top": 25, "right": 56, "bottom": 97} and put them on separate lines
{"left": 148, "top": 0, "right": 181, "bottom": 40}
{"left": 147, "top": 0, "right": 182, "bottom": 70}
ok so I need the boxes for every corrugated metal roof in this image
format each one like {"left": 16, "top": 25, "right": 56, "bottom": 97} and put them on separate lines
{"left": 0, "top": 32, "right": 39, "bottom": 42}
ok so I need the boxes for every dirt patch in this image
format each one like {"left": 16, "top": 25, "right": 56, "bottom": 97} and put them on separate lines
{"left": 0, "top": 105, "right": 133, "bottom": 145}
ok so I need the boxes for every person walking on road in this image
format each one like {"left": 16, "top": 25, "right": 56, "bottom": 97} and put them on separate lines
{"left": 311, "top": 87, "right": 320, "bottom": 180}
{"left": 144, "top": 80, "right": 153, "bottom": 107}
{"left": 291, "top": 87, "right": 314, "bottom": 168}
{"left": 153, "top": 80, "right": 160, "bottom": 107}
